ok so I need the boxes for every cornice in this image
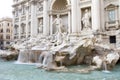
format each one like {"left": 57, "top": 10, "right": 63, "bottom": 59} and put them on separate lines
{"left": 12, "top": 0, "right": 30, "bottom": 7}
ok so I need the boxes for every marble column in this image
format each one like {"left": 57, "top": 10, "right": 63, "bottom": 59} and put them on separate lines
{"left": 43, "top": 0, "right": 49, "bottom": 36}
{"left": 3, "top": 22, "right": 6, "bottom": 41}
{"left": 92, "top": 0, "right": 101, "bottom": 31}
{"left": 100, "top": 0, "right": 105, "bottom": 31}
{"left": 18, "top": 9, "right": 21, "bottom": 39}
{"left": 71, "top": 0, "right": 78, "bottom": 34}
{"left": 31, "top": 0, "right": 37, "bottom": 37}
{"left": 50, "top": 15, "right": 53, "bottom": 35}
{"left": 74, "top": 0, "right": 81, "bottom": 33}
{"left": 68, "top": 11, "right": 71, "bottom": 34}
{"left": 26, "top": 6, "right": 29, "bottom": 38}
{"left": 12, "top": 11, "right": 15, "bottom": 40}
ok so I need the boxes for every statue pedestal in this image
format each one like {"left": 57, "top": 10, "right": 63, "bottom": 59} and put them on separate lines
{"left": 69, "top": 33, "right": 80, "bottom": 42}
{"left": 79, "top": 29, "right": 94, "bottom": 40}
{"left": 80, "top": 29, "right": 93, "bottom": 36}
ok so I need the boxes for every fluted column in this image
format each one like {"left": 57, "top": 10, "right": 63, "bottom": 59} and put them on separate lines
{"left": 92, "top": 0, "right": 101, "bottom": 31}
{"left": 31, "top": 0, "right": 37, "bottom": 37}
{"left": 43, "top": 0, "right": 49, "bottom": 35}
{"left": 71, "top": 0, "right": 78, "bottom": 34}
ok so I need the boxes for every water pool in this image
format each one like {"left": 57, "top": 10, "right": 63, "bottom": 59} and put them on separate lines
{"left": 0, "top": 61, "right": 120, "bottom": 80}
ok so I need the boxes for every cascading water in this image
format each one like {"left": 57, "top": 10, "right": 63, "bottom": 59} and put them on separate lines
{"left": 102, "top": 61, "right": 111, "bottom": 73}
{"left": 16, "top": 49, "right": 41, "bottom": 64}
{"left": 17, "top": 49, "right": 29, "bottom": 63}
{"left": 38, "top": 51, "right": 54, "bottom": 68}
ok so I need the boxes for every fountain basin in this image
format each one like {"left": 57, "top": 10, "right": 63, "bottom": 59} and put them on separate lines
{"left": 0, "top": 61, "right": 120, "bottom": 80}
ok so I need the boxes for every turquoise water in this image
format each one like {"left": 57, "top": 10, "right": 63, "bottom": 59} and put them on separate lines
{"left": 0, "top": 61, "right": 120, "bottom": 80}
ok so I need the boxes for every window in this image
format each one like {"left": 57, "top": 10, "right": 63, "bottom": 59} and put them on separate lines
{"left": 109, "top": 36, "right": 116, "bottom": 43}
{"left": 0, "top": 29, "right": 3, "bottom": 33}
{"left": 22, "top": 27, "right": 25, "bottom": 34}
{"left": 22, "top": 5, "right": 25, "bottom": 15}
{"left": 6, "top": 29, "right": 10, "bottom": 33}
{"left": 28, "top": 6, "right": 31, "bottom": 13}
{"left": 0, "top": 35, "right": 3, "bottom": 39}
{"left": 8, "top": 23, "right": 9, "bottom": 26}
{"left": 6, "top": 36, "right": 10, "bottom": 39}
{"left": 108, "top": 10, "right": 115, "bottom": 22}
{"left": 6, "top": 42, "right": 10, "bottom": 44}
{"left": 0, "top": 41, "right": 3, "bottom": 44}
{"left": 105, "top": 4, "right": 119, "bottom": 23}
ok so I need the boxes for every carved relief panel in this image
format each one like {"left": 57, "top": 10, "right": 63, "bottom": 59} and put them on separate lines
{"left": 37, "top": 1, "right": 43, "bottom": 12}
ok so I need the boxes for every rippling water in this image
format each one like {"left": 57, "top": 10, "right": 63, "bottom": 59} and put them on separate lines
{"left": 0, "top": 61, "right": 120, "bottom": 80}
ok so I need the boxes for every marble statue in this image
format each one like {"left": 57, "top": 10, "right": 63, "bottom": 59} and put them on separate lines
{"left": 92, "top": 56, "right": 102, "bottom": 68}
{"left": 53, "top": 15, "right": 63, "bottom": 33}
{"left": 53, "top": 15, "right": 63, "bottom": 45}
{"left": 38, "top": 20, "right": 43, "bottom": 33}
{"left": 82, "top": 9, "right": 91, "bottom": 30}
{"left": 105, "top": 50, "right": 119, "bottom": 64}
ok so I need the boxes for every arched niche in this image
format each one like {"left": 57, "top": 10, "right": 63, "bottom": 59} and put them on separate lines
{"left": 50, "top": 0, "right": 70, "bottom": 34}
{"left": 14, "top": 24, "right": 19, "bottom": 35}
{"left": 21, "top": 23, "right": 26, "bottom": 34}
{"left": 50, "top": 0, "right": 70, "bottom": 10}
{"left": 28, "top": 22, "right": 31, "bottom": 33}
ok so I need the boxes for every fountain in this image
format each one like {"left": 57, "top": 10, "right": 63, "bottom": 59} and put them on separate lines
{"left": 12, "top": 33, "right": 119, "bottom": 71}
{"left": 10, "top": 23, "right": 120, "bottom": 73}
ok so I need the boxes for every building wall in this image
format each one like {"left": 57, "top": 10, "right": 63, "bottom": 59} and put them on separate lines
{"left": 12, "top": 0, "right": 120, "bottom": 46}
{"left": 0, "top": 18, "right": 13, "bottom": 49}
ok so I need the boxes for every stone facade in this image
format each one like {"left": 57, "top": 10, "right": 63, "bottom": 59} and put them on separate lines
{"left": 0, "top": 18, "right": 13, "bottom": 49}
{"left": 12, "top": 0, "right": 120, "bottom": 47}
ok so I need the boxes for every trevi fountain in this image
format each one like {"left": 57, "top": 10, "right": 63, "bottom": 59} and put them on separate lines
{"left": 0, "top": 17, "right": 120, "bottom": 79}
{"left": 0, "top": 0, "right": 120, "bottom": 80}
